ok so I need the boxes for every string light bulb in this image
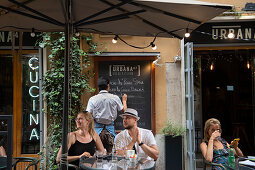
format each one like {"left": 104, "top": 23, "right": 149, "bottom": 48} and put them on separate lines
{"left": 185, "top": 28, "right": 190, "bottom": 38}
{"left": 150, "top": 42, "right": 157, "bottom": 50}
{"left": 75, "top": 31, "right": 80, "bottom": 37}
{"left": 210, "top": 63, "right": 214, "bottom": 71}
{"left": 112, "top": 35, "right": 118, "bottom": 43}
{"left": 30, "top": 28, "right": 35, "bottom": 37}
{"left": 228, "top": 32, "right": 234, "bottom": 39}
{"left": 247, "top": 61, "right": 250, "bottom": 69}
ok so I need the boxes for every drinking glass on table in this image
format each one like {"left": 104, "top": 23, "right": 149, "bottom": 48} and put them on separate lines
{"left": 95, "top": 150, "right": 104, "bottom": 162}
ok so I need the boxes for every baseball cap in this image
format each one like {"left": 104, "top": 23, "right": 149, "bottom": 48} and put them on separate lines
{"left": 120, "top": 108, "right": 140, "bottom": 121}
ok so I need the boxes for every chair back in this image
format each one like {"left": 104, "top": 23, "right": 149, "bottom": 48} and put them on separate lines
{"left": 0, "top": 157, "right": 7, "bottom": 169}
{"left": 203, "top": 159, "right": 227, "bottom": 170}
{"left": 13, "top": 157, "right": 40, "bottom": 170}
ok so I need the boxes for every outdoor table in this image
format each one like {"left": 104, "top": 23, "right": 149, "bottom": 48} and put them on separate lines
{"left": 226, "top": 157, "right": 255, "bottom": 170}
{"left": 79, "top": 155, "right": 155, "bottom": 170}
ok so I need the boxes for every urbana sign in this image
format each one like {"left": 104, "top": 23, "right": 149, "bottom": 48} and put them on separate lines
{"left": 189, "top": 21, "right": 255, "bottom": 44}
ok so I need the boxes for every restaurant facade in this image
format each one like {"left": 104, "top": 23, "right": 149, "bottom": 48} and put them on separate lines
{"left": 189, "top": 15, "right": 255, "bottom": 167}
{"left": 1, "top": 1, "right": 255, "bottom": 170}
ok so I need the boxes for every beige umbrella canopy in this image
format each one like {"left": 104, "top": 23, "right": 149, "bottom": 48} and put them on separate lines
{"left": 0, "top": 0, "right": 232, "bottom": 38}
{"left": 0, "top": 0, "right": 232, "bottom": 169}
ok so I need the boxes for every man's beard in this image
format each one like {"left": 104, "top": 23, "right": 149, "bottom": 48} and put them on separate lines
{"left": 124, "top": 124, "right": 133, "bottom": 130}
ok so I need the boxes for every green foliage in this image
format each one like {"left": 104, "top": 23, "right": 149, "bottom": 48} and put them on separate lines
{"left": 38, "top": 32, "right": 101, "bottom": 169}
{"left": 161, "top": 120, "right": 185, "bottom": 137}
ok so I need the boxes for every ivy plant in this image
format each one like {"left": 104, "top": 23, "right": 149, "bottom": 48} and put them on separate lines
{"left": 38, "top": 32, "right": 102, "bottom": 169}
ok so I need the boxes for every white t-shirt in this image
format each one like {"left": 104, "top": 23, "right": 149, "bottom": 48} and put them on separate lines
{"left": 86, "top": 90, "right": 123, "bottom": 124}
{"left": 114, "top": 127, "right": 157, "bottom": 160}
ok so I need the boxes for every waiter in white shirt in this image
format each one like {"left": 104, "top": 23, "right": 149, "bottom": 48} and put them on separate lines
{"left": 86, "top": 77, "right": 127, "bottom": 154}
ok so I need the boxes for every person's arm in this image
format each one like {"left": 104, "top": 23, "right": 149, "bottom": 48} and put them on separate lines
{"left": 0, "top": 146, "right": 6, "bottom": 157}
{"left": 139, "top": 144, "right": 159, "bottom": 161}
{"left": 121, "top": 94, "right": 127, "bottom": 113}
{"left": 56, "top": 133, "right": 74, "bottom": 163}
{"left": 136, "top": 129, "right": 158, "bottom": 160}
{"left": 86, "top": 98, "right": 93, "bottom": 113}
{"left": 94, "top": 132, "right": 105, "bottom": 154}
{"left": 115, "top": 133, "right": 128, "bottom": 156}
{"left": 201, "top": 130, "right": 221, "bottom": 162}
{"left": 56, "top": 132, "right": 86, "bottom": 163}
{"left": 200, "top": 141, "right": 213, "bottom": 162}
{"left": 229, "top": 141, "right": 244, "bottom": 157}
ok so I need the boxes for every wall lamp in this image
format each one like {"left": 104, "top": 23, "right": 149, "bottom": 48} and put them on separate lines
{"left": 153, "top": 55, "right": 162, "bottom": 66}
{"left": 174, "top": 55, "right": 182, "bottom": 62}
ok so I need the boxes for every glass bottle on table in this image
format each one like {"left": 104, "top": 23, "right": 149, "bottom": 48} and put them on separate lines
{"left": 112, "top": 144, "right": 118, "bottom": 162}
{"left": 228, "top": 145, "right": 235, "bottom": 168}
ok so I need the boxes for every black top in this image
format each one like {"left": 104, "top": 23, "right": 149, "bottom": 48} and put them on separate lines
{"left": 68, "top": 136, "right": 96, "bottom": 166}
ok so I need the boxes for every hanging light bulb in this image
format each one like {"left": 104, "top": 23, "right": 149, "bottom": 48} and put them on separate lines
{"left": 30, "top": 28, "right": 35, "bottom": 37}
{"left": 75, "top": 31, "right": 80, "bottom": 37}
{"left": 112, "top": 35, "right": 118, "bottom": 43}
{"left": 247, "top": 61, "right": 250, "bottom": 69}
{"left": 185, "top": 28, "right": 190, "bottom": 38}
{"left": 150, "top": 42, "right": 157, "bottom": 50}
{"left": 228, "top": 32, "right": 235, "bottom": 39}
{"left": 210, "top": 63, "right": 214, "bottom": 70}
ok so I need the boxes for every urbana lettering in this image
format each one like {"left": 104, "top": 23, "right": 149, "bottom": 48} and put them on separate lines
{"left": 0, "top": 31, "right": 18, "bottom": 43}
{"left": 212, "top": 28, "right": 255, "bottom": 40}
{"left": 112, "top": 65, "right": 135, "bottom": 72}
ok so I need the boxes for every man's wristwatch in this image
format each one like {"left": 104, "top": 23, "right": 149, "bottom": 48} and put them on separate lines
{"left": 139, "top": 142, "right": 144, "bottom": 146}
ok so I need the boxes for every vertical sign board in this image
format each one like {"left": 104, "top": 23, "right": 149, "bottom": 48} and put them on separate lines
{"left": 21, "top": 55, "right": 40, "bottom": 154}
{"left": 98, "top": 60, "right": 152, "bottom": 131}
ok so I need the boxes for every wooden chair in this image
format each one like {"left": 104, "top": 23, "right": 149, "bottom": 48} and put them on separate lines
{"left": 0, "top": 156, "right": 40, "bottom": 170}
{"left": 12, "top": 157, "right": 40, "bottom": 170}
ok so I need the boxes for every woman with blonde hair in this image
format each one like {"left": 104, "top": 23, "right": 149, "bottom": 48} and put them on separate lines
{"left": 57, "top": 111, "right": 104, "bottom": 166}
{"left": 200, "top": 118, "right": 243, "bottom": 170}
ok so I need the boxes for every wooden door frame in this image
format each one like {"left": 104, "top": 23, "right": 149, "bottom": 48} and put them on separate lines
{"left": 0, "top": 50, "right": 39, "bottom": 158}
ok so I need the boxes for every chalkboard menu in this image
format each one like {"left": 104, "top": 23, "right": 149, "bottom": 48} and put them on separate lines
{"left": 98, "top": 60, "right": 152, "bottom": 130}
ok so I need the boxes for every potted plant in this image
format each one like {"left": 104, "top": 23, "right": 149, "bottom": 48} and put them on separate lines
{"left": 161, "top": 120, "right": 185, "bottom": 170}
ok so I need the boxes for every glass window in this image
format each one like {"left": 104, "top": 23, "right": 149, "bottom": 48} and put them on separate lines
{"left": 0, "top": 55, "right": 13, "bottom": 150}
{"left": 21, "top": 54, "right": 40, "bottom": 154}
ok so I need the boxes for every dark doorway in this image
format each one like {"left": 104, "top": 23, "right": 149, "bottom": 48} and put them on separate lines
{"left": 195, "top": 49, "right": 255, "bottom": 155}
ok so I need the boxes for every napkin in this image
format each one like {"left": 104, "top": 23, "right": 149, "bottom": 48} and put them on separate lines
{"left": 239, "top": 160, "right": 255, "bottom": 167}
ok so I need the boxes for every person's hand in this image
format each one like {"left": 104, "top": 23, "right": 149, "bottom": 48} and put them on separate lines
{"left": 136, "top": 128, "right": 141, "bottom": 144}
{"left": 210, "top": 130, "right": 221, "bottom": 141}
{"left": 80, "top": 152, "right": 91, "bottom": 158}
{"left": 130, "top": 127, "right": 138, "bottom": 143}
{"left": 122, "top": 94, "right": 127, "bottom": 102}
{"left": 230, "top": 140, "right": 239, "bottom": 149}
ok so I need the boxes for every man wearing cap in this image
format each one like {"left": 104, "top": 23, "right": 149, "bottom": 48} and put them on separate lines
{"left": 86, "top": 77, "right": 127, "bottom": 154}
{"left": 115, "top": 108, "right": 159, "bottom": 160}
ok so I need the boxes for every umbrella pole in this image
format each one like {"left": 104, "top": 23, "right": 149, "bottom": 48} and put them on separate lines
{"left": 60, "top": 22, "right": 70, "bottom": 169}
{"left": 60, "top": 0, "right": 71, "bottom": 168}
